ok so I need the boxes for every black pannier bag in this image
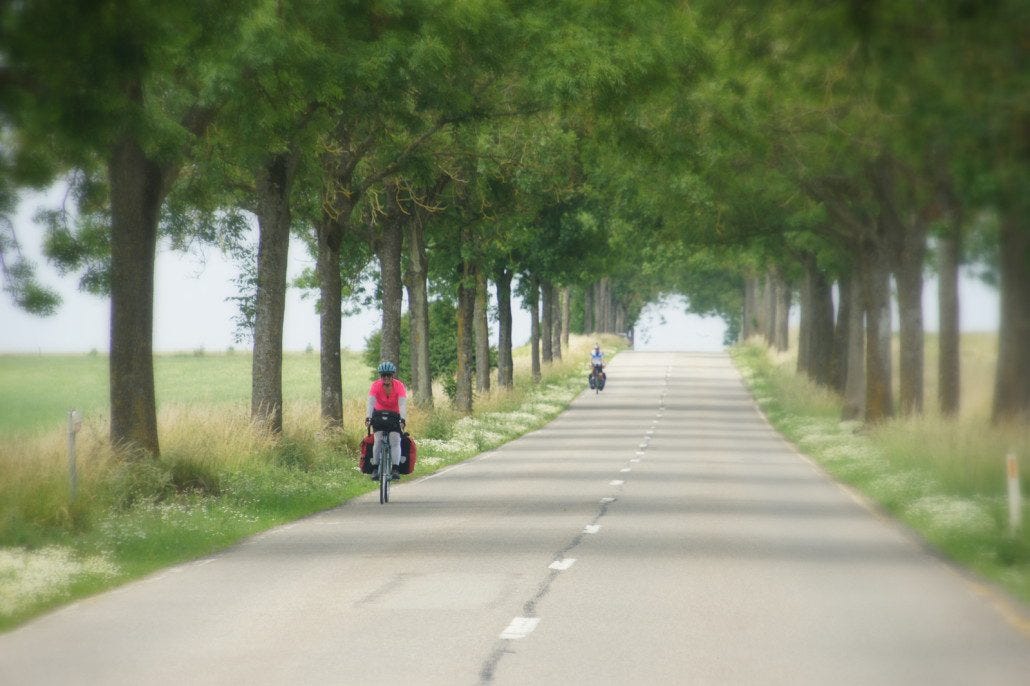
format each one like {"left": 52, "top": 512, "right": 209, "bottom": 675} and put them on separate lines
{"left": 370, "top": 409, "right": 402, "bottom": 433}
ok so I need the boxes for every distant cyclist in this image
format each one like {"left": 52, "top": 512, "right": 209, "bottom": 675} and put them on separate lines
{"left": 590, "top": 344, "right": 604, "bottom": 374}
{"left": 365, "top": 361, "right": 407, "bottom": 480}
{"left": 589, "top": 344, "right": 606, "bottom": 389}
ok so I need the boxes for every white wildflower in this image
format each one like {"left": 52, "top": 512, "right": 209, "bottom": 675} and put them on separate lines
{"left": 905, "top": 496, "right": 996, "bottom": 537}
{"left": 0, "top": 546, "right": 119, "bottom": 617}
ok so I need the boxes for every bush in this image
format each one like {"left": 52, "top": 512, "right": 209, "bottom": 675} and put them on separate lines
{"left": 103, "top": 459, "right": 173, "bottom": 509}
{"left": 273, "top": 437, "right": 318, "bottom": 471}
{"left": 166, "top": 456, "right": 221, "bottom": 495}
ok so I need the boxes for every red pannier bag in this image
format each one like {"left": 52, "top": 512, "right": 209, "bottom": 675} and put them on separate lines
{"left": 399, "top": 433, "right": 417, "bottom": 475}
{"left": 358, "top": 431, "right": 417, "bottom": 475}
{"left": 358, "top": 433, "right": 376, "bottom": 474}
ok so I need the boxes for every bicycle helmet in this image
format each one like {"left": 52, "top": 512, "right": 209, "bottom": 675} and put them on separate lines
{"left": 377, "top": 361, "right": 397, "bottom": 375}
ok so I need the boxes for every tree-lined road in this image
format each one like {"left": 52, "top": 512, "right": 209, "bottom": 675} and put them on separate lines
{"left": 2, "top": 351, "right": 1028, "bottom": 684}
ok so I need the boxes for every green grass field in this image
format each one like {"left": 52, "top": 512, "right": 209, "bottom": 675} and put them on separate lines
{"left": 0, "top": 350, "right": 370, "bottom": 437}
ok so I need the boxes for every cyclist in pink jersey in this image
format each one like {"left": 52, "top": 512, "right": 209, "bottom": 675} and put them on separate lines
{"left": 365, "top": 361, "right": 407, "bottom": 479}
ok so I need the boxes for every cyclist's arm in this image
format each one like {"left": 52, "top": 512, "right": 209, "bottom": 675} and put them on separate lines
{"left": 399, "top": 396, "right": 407, "bottom": 423}
{"left": 366, "top": 395, "right": 375, "bottom": 421}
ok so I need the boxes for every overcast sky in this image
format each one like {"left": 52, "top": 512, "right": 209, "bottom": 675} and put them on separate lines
{"left": 1, "top": 190, "right": 1000, "bottom": 355}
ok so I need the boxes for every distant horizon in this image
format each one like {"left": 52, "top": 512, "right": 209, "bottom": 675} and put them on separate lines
{"left": 2, "top": 189, "right": 1001, "bottom": 355}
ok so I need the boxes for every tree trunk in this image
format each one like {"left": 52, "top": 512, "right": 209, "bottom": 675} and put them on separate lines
{"left": 938, "top": 226, "right": 961, "bottom": 416}
{"left": 252, "top": 153, "right": 296, "bottom": 434}
{"left": 495, "top": 267, "right": 513, "bottom": 388}
{"left": 775, "top": 278, "right": 790, "bottom": 351}
{"left": 454, "top": 244, "right": 475, "bottom": 414}
{"left": 841, "top": 275, "right": 866, "bottom": 421}
{"left": 583, "top": 282, "right": 594, "bottom": 333}
{"left": 561, "top": 287, "right": 571, "bottom": 348}
{"left": 541, "top": 280, "right": 553, "bottom": 363}
{"left": 406, "top": 213, "right": 432, "bottom": 404}
{"left": 894, "top": 220, "right": 927, "bottom": 416}
{"left": 832, "top": 275, "right": 852, "bottom": 393}
{"left": 108, "top": 135, "right": 164, "bottom": 456}
{"left": 552, "top": 288, "right": 563, "bottom": 360}
{"left": 316, "top": 214, "right": 344, "bottom": 427}
{"left": 474, "top": 266, "right": 491, "bottom": 393}
{"left": 529, "top": 277, "right": 541, "bottom": 382}
{"left": 375, "top": 205, "right": 404, "bottom": 368}
{"left": 594, "top": 280, "right": 606, "bottom": 333}
{"left": 992, "top": 214, "right": 1030, "bottom": 423}
{"left": 742, "top": 274, "right": 759, "bottom": 340}
{"left": 859, "top": 238, "right": 893, "bottom": 423}
{"left": 797, "top": 265, "right": 812, "bottom": 375}
{"left": 809, "top": 265, "right": 835, "bottom": 386}
{"left": 764, "top": 270, "right": 778, "bottom": 346}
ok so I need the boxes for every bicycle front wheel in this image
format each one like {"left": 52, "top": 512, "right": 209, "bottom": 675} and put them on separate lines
{"left": 379, "top": 445, "right": 390, "bottom": 504}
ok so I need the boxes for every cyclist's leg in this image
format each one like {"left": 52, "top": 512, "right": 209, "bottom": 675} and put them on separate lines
{"left": 372, "top": 431, "right": 385, "bottom": 464}
{"left": 388, "top": 430, "right": 402, "bottom": 466}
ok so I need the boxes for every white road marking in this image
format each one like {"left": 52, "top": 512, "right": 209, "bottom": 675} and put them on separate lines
{"left": 630, "top": 458, "right": 640, "bottom": 463}
{"left": 609, "top": 480, "right": 625, "bottom": 486}
{"left": 583, "top": 525, "right": 601, "bottom": 534}
{"left": 646, "top": 430, "right": 654, "bottom": 435}
{"left": 638, "top": 442, "right": 647, "bottom": 448}
{"left": 636, "top": 450, "right": 645, "bottom": 456}
{"left": 620, "top": 468, "right": 631, "bottom": 472}
{"left": 549, "top": 558, "right": 576, "bottom": 571}
{"left": 600, "top": 497, "right": 615, "bottom": 503}
{"left": 500, "top": 617, "right": 540, "bottom": 640}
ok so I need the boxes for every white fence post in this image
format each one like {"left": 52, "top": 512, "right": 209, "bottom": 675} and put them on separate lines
{"left": 67, "top": 410, "right": 82, "bottom": 502}
{"left": 1007, "top": 452, "right": 1022, "bottom": 534}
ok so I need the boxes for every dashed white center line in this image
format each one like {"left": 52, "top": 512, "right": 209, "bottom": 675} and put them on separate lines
{"left": 646, "top": 430, "right": 654, "bottom": 435}
{"left": 630, "top": 458, "right": 640, "bottom": 463}
{"left": 583, "top": 525, "right": 601, "bottom": 534}
{"left": 609, "top": 480, "right": 625, "bottom": 486}
{"left": 549, "top": 558, "right": 577, "bottom": 571}
{"left": 500, "top": 617, "right": 540, "bottom": 640}
{"left": 638, "top": 442, "right": 647, "bottom": 448}
{"left": 620, "top": 468, "right": 631, "bottom": 473}
{"left": 600, "top": 497, "right": 615, "bottom": 503}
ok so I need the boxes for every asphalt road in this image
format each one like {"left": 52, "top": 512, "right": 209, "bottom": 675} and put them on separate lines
{"left": 2, "top": 351, "right": 1029, "bottom": 685}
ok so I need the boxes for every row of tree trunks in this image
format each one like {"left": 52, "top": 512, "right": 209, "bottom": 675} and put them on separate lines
{"left": 583, "top": 278, "right": 621, "bottom": 334}
{"left": 251, "top": 152, "right": 298, "bottom": 434}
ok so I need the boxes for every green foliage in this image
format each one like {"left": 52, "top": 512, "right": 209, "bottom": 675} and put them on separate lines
{"left": 363, "top": 299, "right": 460, "bottom": 388}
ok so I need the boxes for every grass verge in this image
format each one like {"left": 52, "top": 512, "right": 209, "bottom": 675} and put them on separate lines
{"left": 0, "top": 335, "right": 627, "bottom": 632}
{"left": 731, "top": 341, "right": 1030, "bottom": 605}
